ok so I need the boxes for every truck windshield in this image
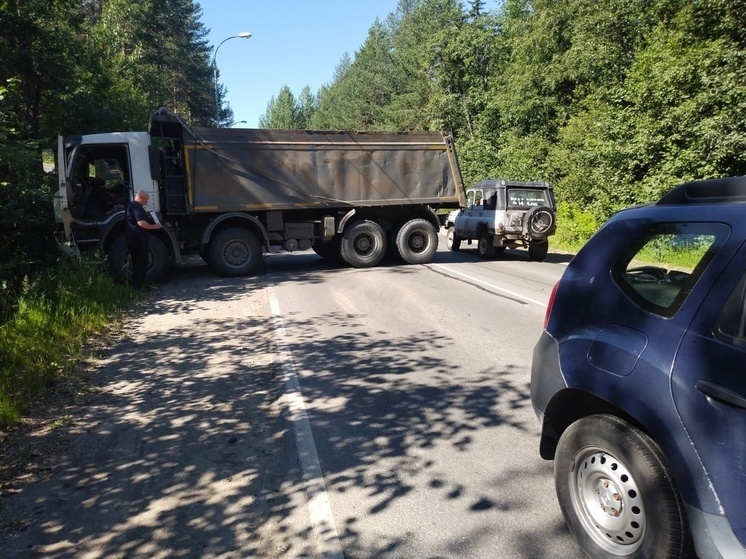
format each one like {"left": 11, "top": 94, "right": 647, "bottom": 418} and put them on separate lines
{"left": 507, "top": 189, "right": 547, "bottom": 208}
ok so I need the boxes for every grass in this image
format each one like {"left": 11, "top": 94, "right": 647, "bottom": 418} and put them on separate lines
{"left": 0, "top": 257, "right": 138, "bottom": 429}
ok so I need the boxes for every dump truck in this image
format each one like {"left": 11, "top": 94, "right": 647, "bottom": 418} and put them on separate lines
{"left": 53, "top": 109, "right": 466, "bottom": 281}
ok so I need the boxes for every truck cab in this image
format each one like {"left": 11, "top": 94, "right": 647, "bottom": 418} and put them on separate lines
{"left": 54, "top": 131, "right": 173, "bottom": 279}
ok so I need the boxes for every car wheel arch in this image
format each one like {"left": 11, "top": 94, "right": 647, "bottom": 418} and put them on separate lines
{"left": 540, "top": 388, "right": 645, "bottom": 460}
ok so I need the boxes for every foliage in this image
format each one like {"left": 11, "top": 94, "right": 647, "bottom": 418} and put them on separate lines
{"left": 264, "top": 0, "right": 746, "bottom": 228}
{"left": 553, "top": 201, "right": 600, "bottom": 252}
{"left": 0, "top": 258, "right": 137, "bottom": 428}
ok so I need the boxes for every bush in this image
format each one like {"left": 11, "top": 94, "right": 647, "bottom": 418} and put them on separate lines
{"left": 0, "top": 257, "right": 136, "bottom": 428}
{"left": 553, "top": 201, "right": 600, "bottom": 252}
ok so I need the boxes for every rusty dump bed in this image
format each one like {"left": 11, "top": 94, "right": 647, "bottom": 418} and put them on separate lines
{"left": 150, "top": 111, "right": 465, "bottom": 213}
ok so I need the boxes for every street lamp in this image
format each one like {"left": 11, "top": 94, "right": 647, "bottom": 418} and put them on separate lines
{"left": 213, "top": 32, "right": 252, "bottom": 126}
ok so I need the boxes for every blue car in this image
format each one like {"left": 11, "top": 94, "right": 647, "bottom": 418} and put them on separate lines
{"left": 531, "top": 177, "right": 746, "bottom": 559}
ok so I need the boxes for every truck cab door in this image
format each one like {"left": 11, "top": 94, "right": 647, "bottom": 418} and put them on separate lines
{"left": 54, "top": 135, "right": 74, "bottom": 239}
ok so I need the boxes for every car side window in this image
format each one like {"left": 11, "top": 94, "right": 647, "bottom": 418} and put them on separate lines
{"left": 483, "top": 189, "right": 496, "bottom": 210}
{"left": 612, "top": 222, "right": 730, "bottom": 318}
{"left": 715, "top": 272, "right": 746, "bottom": 347}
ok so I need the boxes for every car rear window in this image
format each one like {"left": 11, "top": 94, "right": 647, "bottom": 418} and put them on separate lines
{"left": 507, "top": 189, "right": 547, "bottom": 208}
{"left": 612, "top": 222, "right": 730, "bottom": 317}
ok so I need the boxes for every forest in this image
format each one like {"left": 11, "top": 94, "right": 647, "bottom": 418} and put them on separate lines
{"left": 2, "top": 0, "right": 746, "bottom": 305}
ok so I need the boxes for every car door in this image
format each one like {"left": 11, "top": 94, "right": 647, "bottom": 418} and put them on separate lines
{"left": 671, "top": 245, "right": 746, "bottom": 548}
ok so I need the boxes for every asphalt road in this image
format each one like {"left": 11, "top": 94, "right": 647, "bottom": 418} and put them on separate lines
{"left": 0, "top": 235, "right": 581, "bottom": 558}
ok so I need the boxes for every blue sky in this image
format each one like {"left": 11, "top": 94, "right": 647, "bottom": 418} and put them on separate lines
{"left": 199, "top": 1, "right": 403, "bottom": 127}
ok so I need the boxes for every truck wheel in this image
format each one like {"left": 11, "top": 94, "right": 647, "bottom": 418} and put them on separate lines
{"left": 108, "top": 235, "right": 170, "bottom": 283}
{"left": 528, "top": 241, "right": 549, "bottom": 262}
{"left": 446, "top": 226, "right": 461, "bottom": 251}
{"left": 340, "top": 220, "right": 386, "bottom": 268}
{"left": 208, "top": 227, "right": 262, "bottom": 277}
{"left": 477, "top": 232, "right": 495, "bottom": 259}
{"left": 555, "top": 415, "right": 692, "bottom": 559}
{"left": 395, "top": 218, "right": 438, "bottom": 264}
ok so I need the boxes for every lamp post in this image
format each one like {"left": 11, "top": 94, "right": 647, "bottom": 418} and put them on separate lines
{"left": 213, "top": 32, "right": 252, "bottom": 126}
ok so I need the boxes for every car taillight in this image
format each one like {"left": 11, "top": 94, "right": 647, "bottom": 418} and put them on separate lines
{"left": 544, "top": 281, "right": 559, "bottom": 330}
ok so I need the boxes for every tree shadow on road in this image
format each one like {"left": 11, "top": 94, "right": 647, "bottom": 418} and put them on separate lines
{"left": 0, "top": 260, "right": 574, "bottom": 559}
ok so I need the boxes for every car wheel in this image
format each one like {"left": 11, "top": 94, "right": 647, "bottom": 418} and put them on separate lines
{"left": 525, "top": 206, "right": 555, "bottom": 236}
{"left": 477, "top": 232, "right": 495, "bottom": 259}
{"left": 528, "top": 241, "right": 549, "bottom": 262}
{"left": 446, "top": 226, "right": 461, "bottom": 251}
{"left": 312, "top": 238, "right": 342, "bottom": 262}
{"left": 340, "top": 220, "right": 386, "bottom": 268}
{"left": 555, "top": 414, "right": 693, "bottom": 559}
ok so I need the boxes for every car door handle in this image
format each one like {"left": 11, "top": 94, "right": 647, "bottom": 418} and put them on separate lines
{"left": 695, "top": 380, "right": 746, "bottom": 410}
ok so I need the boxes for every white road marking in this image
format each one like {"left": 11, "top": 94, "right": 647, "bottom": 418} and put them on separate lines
{"left": 430, "top": 263, "right": 549, "bottom": 308}
{"left": 268, "top": 287, "right": 344, "bottom": 559}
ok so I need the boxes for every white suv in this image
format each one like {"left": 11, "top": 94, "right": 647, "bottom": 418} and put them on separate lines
{"left": 443, "top": 179, "right": 556, "bottom": 261}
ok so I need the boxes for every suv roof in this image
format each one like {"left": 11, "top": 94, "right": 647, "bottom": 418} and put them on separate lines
{"left": 471, "top": 178, "right": 552, "bottom": 191}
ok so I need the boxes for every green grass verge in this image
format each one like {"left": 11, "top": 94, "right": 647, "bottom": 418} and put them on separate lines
{"left": 0, "top": 258, "right": 138, "bottom": 429}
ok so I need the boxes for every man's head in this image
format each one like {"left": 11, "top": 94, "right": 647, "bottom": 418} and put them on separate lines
{"left": 134, "top": 190, "right": 150, "bottom": 205}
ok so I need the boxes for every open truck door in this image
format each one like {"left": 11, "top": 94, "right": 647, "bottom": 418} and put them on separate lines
{"left": 53, "top": 134, "right": 76, "bottom": 248}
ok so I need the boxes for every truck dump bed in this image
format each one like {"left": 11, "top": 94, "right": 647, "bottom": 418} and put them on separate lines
{"left": 149, "top": 111, "right": 465, "bottom": 214}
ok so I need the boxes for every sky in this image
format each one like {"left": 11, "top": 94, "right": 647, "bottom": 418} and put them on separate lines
{"left": 199, "top": 0, "right": 403, "bottom": 127}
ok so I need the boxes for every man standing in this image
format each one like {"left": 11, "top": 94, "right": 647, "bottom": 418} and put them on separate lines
{"left": 126, "top": 190, "right": 162, "bottom": 289}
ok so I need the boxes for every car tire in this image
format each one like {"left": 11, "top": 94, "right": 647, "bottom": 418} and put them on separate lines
{"left": 340, "top": 220, "right": 386, "bottom": 268}
{"left": 446, "top": 226, "right": 461, "bottom": 251}
{"left": 525, "top": 206, "right": 555, "bottom": 236}
{"left": 477, "top": 232, "right": 495, "bottom": 259}
{"left": 555, "top": 414, "right": 693, "bottom": 559}
{"left": 528, "top": 241, "right": 549, "bottom": 262}
{"left": 312, "top": 238, "right": 342, "bottom": 262}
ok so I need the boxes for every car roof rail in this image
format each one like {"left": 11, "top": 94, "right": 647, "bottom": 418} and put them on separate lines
{"left": 657, "top": 176, "right": 746, "bottom": 205}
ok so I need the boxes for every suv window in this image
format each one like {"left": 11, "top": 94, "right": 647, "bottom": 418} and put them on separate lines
{"left": 507, "top": 189, "right": 547, "bottom": 208}
{"left": 715, "top": 272, "right": 746, "bottom": 347}
{"left": 612, "top": 222, "right": 730, "bottom": 317}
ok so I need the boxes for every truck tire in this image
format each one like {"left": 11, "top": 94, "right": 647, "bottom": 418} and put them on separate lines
{"left": 477, "top": 232, "right": 495, "bottom": 259}
{"left": 208, "top": 227, "right": 262, "bottom": 277}
{"left": 108, "top": 235, "right": 170, "bottom": 283}
{"left": 340, "top": 220, "right": 386, "bottom": 268}
{"left": 446, "top": 226, "right": 461, "bottom": 251}
{"left": 395, "top": 218, "right": 438, "bottom": 264}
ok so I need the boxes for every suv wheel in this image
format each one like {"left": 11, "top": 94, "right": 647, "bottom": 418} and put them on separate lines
{"left": 525, "top": 206, "right": 555, "bottom": 236}
{"left": 528, "top": 241, "right": 549, "bottom": 262}
{"left": 555, "top": 415, "right": 692, "bottom": 559}
{"left": 477, "top": 232, "right": 495, "bottom": 259}
{"left": 446, "top": 227, "right": 461, "bottom": 251}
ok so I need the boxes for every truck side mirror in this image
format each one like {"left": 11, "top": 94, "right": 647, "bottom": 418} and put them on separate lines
{"left": 148, "top": 144, "right": 162, "bottom": 182}
{"left": 41, "top": 148, "right": 55, "bottom": 174}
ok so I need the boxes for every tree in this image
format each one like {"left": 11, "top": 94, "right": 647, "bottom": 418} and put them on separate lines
{"left": 258, "top": 86, "right": 303, "bottom": 129}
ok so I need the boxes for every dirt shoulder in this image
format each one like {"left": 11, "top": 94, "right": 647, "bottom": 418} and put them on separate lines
{"left": 0, "top": 265, "right": 313, "bottom": 559}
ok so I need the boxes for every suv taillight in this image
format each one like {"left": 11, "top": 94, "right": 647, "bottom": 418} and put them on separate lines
{"left": 544, "top": 281, "right": 559, "bottom": 330}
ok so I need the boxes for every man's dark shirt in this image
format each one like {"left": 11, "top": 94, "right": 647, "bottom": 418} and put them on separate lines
{"left": 126, "top": 201, "right": 150, "bottom": 243}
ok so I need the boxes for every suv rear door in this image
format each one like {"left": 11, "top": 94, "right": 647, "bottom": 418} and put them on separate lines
{"left": 671, "top": 242, "right": 746, "bottom": 549}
